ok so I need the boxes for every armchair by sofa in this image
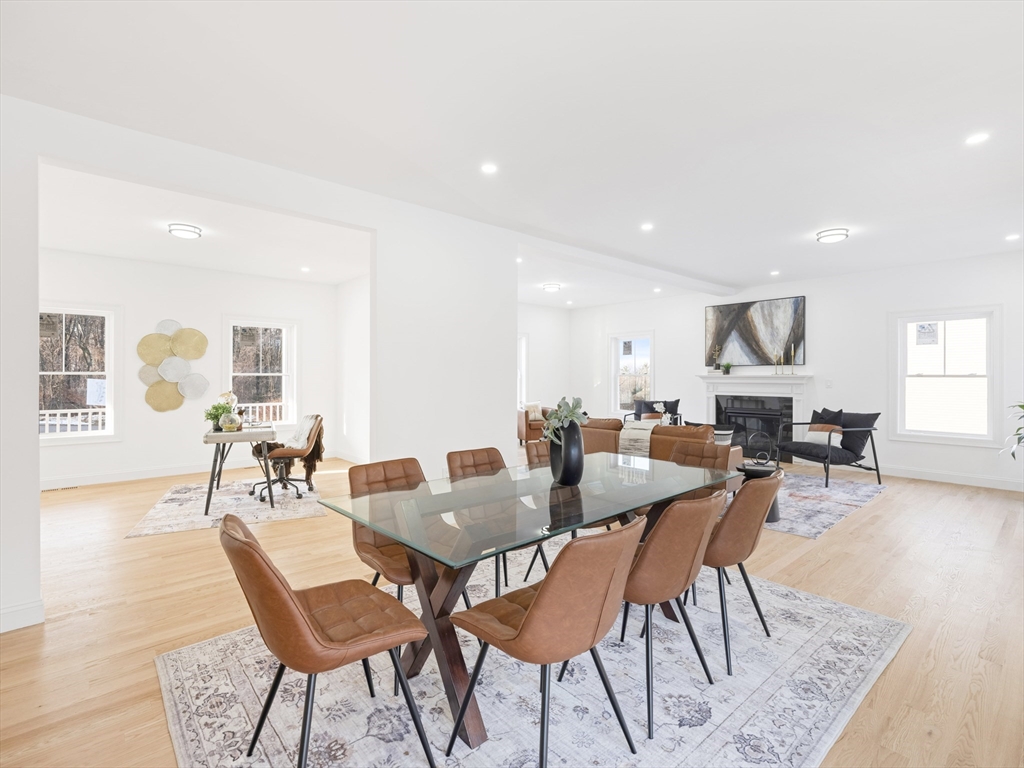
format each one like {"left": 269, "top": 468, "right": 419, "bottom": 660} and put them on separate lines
{"left": 776, "top": 409, "right": 881, "bottom": 487}
{"left": 517, "top": 405, "right": 552, "bottom": 444}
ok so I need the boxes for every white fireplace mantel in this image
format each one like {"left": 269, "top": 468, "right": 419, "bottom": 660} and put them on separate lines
{"left": 697, "top": 373, "right": 814, "bottom": 431}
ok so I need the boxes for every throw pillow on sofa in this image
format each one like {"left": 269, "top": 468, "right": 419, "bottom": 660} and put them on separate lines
{"left": 525, "top": 402, "right": 545, "bottom": 421}
{"left": 805, "top": 408, "right": 844, "bottom": 446}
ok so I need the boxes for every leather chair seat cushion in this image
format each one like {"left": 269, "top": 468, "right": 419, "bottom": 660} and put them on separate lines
{"left": 267, "top": 445, "right": 311, "bottom": 459}
{"left": 354, "top": 541, "right": 414, "bottom": 585}
{"left": 293, "top": 579, "right": 427, "bottom": 664}
{"left": 451, "top": 583, "right": 541, "bottom": 645}
{"left": 779, "top": 440, "right": 862, "bottom": 464}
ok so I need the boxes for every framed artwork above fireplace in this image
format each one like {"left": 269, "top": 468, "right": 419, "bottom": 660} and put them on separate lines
{"left": 705, "top": 295, "right": 806, "bottom": 366}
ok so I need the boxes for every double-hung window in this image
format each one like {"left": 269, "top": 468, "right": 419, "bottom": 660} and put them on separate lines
{"left": 39, "top": 308, "right": 114, "bottom": 438}
{"left": 612, "top": 333, "right": 653, "bottom": 411}
{"left": 229, "top": 321, "right": 296, "bottom": 423}
{"left": 893, "top": 308, "right": 998, "bottom": 445}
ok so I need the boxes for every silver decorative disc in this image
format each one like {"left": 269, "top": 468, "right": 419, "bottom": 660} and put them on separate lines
{"left": 157, "top": 355, "right": 191, "bottom": 383}
{"left": 155, "top": 319, "right": 183, "bottom": 335}
{"left": 138, "top": 364, "right": 163, "bottom": 386}
{"left": 177, "top": 373, "right": 210, "bottom": 400}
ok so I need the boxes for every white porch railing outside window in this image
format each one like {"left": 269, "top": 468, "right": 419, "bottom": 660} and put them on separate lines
{"left": 238, "top": 403, "right": 285, "bottom": 423}
{"left": 39, "top": 408, "right": 107, "bottom": 435}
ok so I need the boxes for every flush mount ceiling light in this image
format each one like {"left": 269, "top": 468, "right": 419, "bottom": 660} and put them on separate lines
{"left": 640, "top": 222, "right": 654, "bottom": 231}
{"left": 301, "top": 267, "right": 310, "bottom": 272}
{"left": 1006, "top": 234, "right": 1020, "bottom": 241}
{"left": 653, "top": 288, "right": 661, "bottom": 293}
{"left": 770, "top": 271, "right": 780, "bottom": 276}
{"left": 481, "top": 162, "right": 498, "bottom": 174}
{"left": 965, "top": 132, "right": 989, "bottom": 145}
{"left": 168, "top": 223, "right": 201, "bottom": 239}
{"left": 516, "top": 257, "right": 523, "bottom": 263}
{"left": 566, "top": 300, "right": 573, "bottom": 305}
{"left": 542, "top": 283, "right": 561, "bottom": 292}
{"left": 816, "top": 228, "right": 849, "bottom": 244}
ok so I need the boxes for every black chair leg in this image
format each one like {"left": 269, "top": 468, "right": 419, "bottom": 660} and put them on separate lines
{"left": 503, "top": 552, "right": 509, "bottom": 587}
{"left": 717, "top": 567, "right": 732, "bottom": 675}
{"left": 524, "top": 546, "right": 541, "bottom": 581}
{"left": 371, "top": 572, "right": 380, "bottom": 587}
{"left": 446, "top": 643, "right": 490, "bottom": 756}
{"left": 397, "top": 584, "right": 403, "bottom": 602}
{"left": 738, "top": 562, "right": 770, "bottom": 637}
{"left": 494, "top": 555, "right": 501, "bottom": 597}
{"left": 537, "top": 543, "right": 549, "bottom": 572}
{"left": 557, "top": 658, "right": 569, "bottom": 682}
{"left": 361, "top": 658, "right": 375, "bottom": 698}
{"left": 824, "top": 460, "right": 830, "bottom": 488}
{"left": 724, "top": 569, "right": 731, "bottom": 586}
{"left": 675, "top": 596, "right": 714, "bottom": 685}
{"left": 297, "top": 673, "right": 317, "bottom": 768}
{"left": 393, "top": 646, "right": 401, "bottom": 697}
{"left": 644, "top": 604, "right": 654, "bottom": 739}
{"left": 620, "top": 602, "right": 631, "bottom": 642}
{"left": 692, "top": 581, "right": 697, "bottom": 606}
{"left": 590, "top": 647, "right": 637, "bottom": 754}
{"left": 869, "top": 432, "right": 882, "bottom": 484}
{"left": 462, "top": 589, "right": 473, "bottom": 609}
{"left": 539, "top": 663, "right": 551, "bottom": 768}
{"left": 247, "top": 662, "right": 285, "bottom": 756}
{"left": 389, "top": 647, "right": 437, "bottom": 768}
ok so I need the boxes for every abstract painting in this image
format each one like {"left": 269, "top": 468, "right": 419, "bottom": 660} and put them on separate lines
{"left": 705, "top": 295, "right": 806, "bottom": 366}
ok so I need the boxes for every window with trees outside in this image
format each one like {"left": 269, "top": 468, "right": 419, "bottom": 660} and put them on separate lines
{"left": 230, "top": 323, "right": 295, "bottom": 423}
{"left": 614, "top": 335, "right": 652, "bottom": 411}
{"left": 39, "top": 309, "right": 113, "bottom": 438}
{"left": 895, "top": 309, "right": 997, "bottom": 444}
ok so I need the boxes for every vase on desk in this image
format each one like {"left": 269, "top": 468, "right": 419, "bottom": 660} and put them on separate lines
{"left": 219, "top": 412, "right": 242, "bottom": 432}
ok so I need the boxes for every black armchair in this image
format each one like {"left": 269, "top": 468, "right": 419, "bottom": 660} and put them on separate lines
{"left": 775, "top": 421, "right": 881, "bottom": 487}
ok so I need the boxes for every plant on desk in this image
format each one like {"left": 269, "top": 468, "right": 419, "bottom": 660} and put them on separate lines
{"left": 204, "top": 402, "right": 233, "bottom": 431}
{"left": 543, "top": 396, "right": 589, "bottom": 486}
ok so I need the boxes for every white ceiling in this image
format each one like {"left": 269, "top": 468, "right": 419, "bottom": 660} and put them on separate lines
{"left": 4, "top": 2, "right": 1023, "bottom": 291}
{"left": 38, "top": 165, "right": 372, "bottom": 284}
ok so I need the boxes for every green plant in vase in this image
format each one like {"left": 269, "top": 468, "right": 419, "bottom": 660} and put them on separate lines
{"left": 1004, "top": 403, "right": 1024, "bottom": 459}
{"left": 204, "top": 402, "right": 233, "bottom": 430}
{"left": 721, "top": 362, "right": 733, "bottom": 375}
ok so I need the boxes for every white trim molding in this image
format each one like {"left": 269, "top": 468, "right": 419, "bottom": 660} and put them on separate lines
{"left": 0, "top": 598, "right": 45, "bottom": 633}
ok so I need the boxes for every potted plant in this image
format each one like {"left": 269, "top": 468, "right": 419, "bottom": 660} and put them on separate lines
{"left": 1005, "top": 403, "right": 1023, "bottom": 459}
{"left": 543, "top": 396, "right": 589, "bottom": 486}
{"left": 722, "top": 362, "right": 733, "bottom": 376}
{"left": 204, "top": 402, "right": 233, "bottom": 431}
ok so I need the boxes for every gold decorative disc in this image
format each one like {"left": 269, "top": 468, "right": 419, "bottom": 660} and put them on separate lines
{"left": 170, "top": 328, "right": 208, "bottom": 360}
{"left": 145, "top": 380, "right": 185, "bottom": 412}
{"left": 137, "top": 333, "right": 173, "bottom": 365}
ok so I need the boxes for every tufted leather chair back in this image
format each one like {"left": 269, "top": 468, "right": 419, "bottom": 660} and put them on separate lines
{"left": 446, "top": 447, "right": 506, "bottom": 478}
{"left": 220, "top": 514, "right": 327, "bottom": 674}
{"left": 669, "top": 440, "right": 731, "bottom": 469}
{"left": 624, "top": 491, "right": 725, "bottom": 606}
{"left": 509, "top": 517, "right": 645, "bottom": 665}
{"left": 704, "top": 470, "right": 783, "bottom": 568}
{"left": 349, "top": 458, "right": 426, "bottom": 552}
{"left": 525, "top": 441, "right": 551, "bottom": 467}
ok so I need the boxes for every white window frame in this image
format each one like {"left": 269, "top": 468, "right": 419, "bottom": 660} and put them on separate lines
{"left": 224, "top": 316, "right": 299, "bottom": 426}
{"left": 610, "top": 330, "right": 655, "bottom": 415}
{"left": 38, "top": 303, "right": 121, "bottom": 445}
{"left": 888, "top": 305, "right": 1001, "bottom": 448}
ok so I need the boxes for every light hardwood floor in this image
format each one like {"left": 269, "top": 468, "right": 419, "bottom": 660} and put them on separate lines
{"left": 0, "top": 457, "right": 1021, "bottom": 767}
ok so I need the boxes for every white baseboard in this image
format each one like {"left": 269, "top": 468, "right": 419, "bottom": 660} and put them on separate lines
{"left": 881, "top": 464, "right": 1023, "bottom": 493}
{"left": 0, "top": 599, "right": 45, "bottom": 633}
{"left": 40, "top": 450, "right": 349, "bottom": 491}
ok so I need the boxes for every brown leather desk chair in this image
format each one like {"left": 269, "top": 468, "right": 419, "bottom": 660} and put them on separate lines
{"left": 219, "top": 514, "right": 436, "bottom": 768}
{"left": 616, "top": 491, "right": 725, "bottom": 738}
{"left": 445, "top": 518, "right": 645, "bottom": 768}
{"left": 252, "top": 414, "right": 324, "bottom": 501}
{"left": 703, "top": 469, "right": 783, "bottom": 675}
{"left": 525, "top": 440, "right": 550, "bottom": 468}
{"left": 447, "top": 447, "right": 550, "bottom": 596}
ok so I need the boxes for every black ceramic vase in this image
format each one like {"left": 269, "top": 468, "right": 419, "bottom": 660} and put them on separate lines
{"left": 550, "top": 421, "right": 585, "bottom": 486}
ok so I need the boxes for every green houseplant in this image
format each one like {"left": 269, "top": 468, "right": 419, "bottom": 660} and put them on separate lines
{"left": 1005, "top": 403, "right": 1024, "bottom": 459}
{"left": 721, "top": 362, "right": 733, "bottom": 376}
{"left": 204, "top": 402, "right": 233, "bottom": 431}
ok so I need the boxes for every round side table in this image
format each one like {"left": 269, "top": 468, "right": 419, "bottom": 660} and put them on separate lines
{"left": 737, "top": 463, "right": 781, "bottom": 523}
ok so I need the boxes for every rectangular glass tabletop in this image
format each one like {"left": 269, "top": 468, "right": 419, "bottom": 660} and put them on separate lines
{"left": 319, "top": 452, "right": 740, "bottom": 569}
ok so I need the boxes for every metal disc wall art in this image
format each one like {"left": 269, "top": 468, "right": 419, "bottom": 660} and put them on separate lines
{"left": 137, "top": 320, "right": 209, "bottom": 411}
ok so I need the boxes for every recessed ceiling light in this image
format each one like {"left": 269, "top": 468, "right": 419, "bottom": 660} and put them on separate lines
{"left": 816, "top": 228, "right": 849, "bottom": 244}
{"left": 770, "top": 271, "right": 780, "bottom": 276}
{"left": 542, "top": 283, "right": 561, "bottom": 292}
{"left": 168, "top": 223, "right": 201, "bottom": 239}
{"left": 481, "top": 163, "right": 498, "bottom": 174}
{"left": 965, "top": 133, "right": 989, "bottom": 145}
{"left": 516, "top": 257, "right": 523, "bottom": 263}
{"left": 1006, "top": 234, "right": 1020, "bottom": 241}
{"left": 301, "top": 267, "right": 310, "bottom": 272}
{"left": 653, "top": 288, "right": 661, "bottom": 293}
{"left": 640, "top": 222, "right": 654, "bottom": 231}
{"left": 566, "top": 300, "right": 573, "bottom": 305}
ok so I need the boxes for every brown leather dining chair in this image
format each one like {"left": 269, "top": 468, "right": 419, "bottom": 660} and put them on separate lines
{"left": 446, "top": 447, "right": 549, "bottom": 596}
{"left": 703, "top": 469, "right": 783, "bottom": 675}
{"left": 615, "top": 491, "right": 726, "bottom": 738}
{"left": 525, "top": 439, "right": 550, "bottom": 468}
{"left": 445, "top": 517, "right": 646, "bottom": 768}
{"left": 219, "top": 514, "right": 436, "bottom": 768}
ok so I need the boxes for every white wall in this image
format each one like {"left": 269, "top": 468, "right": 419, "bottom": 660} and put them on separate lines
{"left": 336, "top": 275, "right": 371, "bottom": 464}
{"left": 518, "top": 303, "right": 572, "bottom": 407}
{"left": 37, "top": 249, "right": 340, "bottom": 488}
{"left": 570, "top": 251, "right": 1024, "bottom": 492}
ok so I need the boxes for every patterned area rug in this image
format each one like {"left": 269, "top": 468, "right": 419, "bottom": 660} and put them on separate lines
{"left": 126, "top": 480, "right": 324, "bottom": 538}
{"left": 764, "top": 474, "right": 886, "bottom": 539}
{"left": 156, "top": 539, "right": 909, "bottom": 767}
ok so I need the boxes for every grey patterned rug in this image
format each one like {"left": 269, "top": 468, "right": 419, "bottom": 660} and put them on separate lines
{"left": 763, "top": 474, "right": 886, "bottom": 539}
{"left": 156, "top": 539, "right": 909, "bottom": 767}
{"left": 127, "top": 480, "right": 324, "bottom": 538}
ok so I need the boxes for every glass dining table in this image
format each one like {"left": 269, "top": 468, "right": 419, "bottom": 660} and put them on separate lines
{"left": 319, "top": 451, "right": 739, "bottom": 748}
